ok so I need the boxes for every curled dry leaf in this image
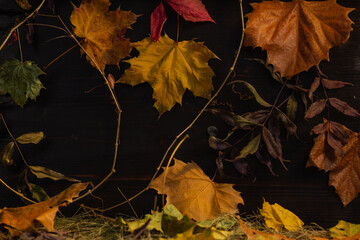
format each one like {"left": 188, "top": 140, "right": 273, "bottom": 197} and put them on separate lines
{"left": 230, "top": 81, "right": 272, "bottom": 107}
{"left": 0, "top": 182, "right": 90, "bottom": 236}
{"left": 305, "top": 99, "right": 327, "bottom": 119}
{"left": 118, "top": 34, "right": 219, "bottom": 114}
{"left": 29, "top": 165, "right": 80, "bottom": 182}
{"left": 308, "top": 77, "right": 321, "bottom": 101}
{"left": 15, "top": 0, "right": 32, "bottom": 10}
{"left": 208, "top": 136, "right": 231, "bottom": 151}
{"left": 328, "top": 98, "right": 360, "bottom": 118}
{"left": 16, "top": 132, "right": 45, "bottom": 144}
{"left": 239, "top": 218, "right": 296, "bottom": 240}
{"left": 245, "top": 0, "right": 354, "bottom": 78}
{"left": 70, "top": 0, "right": 138, "bottom": 71}
{"left": 262, "top": 127, "right": 287, "bottom": 170}
{"left": 260, "top": 201, "right": 304, "bottom": 232}
{"left": 149, "top": 159, "right": 243, "bottom": 221}
{"left": 0, "top": 142, "right": 14, "bottom": 167}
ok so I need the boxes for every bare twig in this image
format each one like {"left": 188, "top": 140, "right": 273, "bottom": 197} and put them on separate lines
{"left": 83, "top": 0, "right": 246, "bottom": 213}
{"left": 0, "top": 178, "right": 35, "bottom": 204}
{"left": 0, "top": 0, "right": 46, "bottom": 51}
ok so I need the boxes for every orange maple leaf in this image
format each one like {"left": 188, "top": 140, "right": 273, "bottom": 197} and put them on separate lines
{"left": 0, "top": 182, "right": 90, "bottom": 236}
{"left": 70, "top": 0, "right": 138, "bottom": 71}
{"left": 245, "top": 0, "right": 354, "bottom": 78}
{"left": 149, "top": 159, "right": 243, "bottom": 221}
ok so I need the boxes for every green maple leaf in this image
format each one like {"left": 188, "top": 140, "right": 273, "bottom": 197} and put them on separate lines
{"left": 0, "top": 59, "right": 45, "bottom": 107}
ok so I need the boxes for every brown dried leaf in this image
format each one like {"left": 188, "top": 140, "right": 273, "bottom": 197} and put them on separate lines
{"left": 0, "top": 182, "right": 90, "bottom": 236}
{"left": 262, "top": 127, "right": 287, "bottom": 170}
{"left": 149, "top": 159, "right": 243, "bottom": 221}
{"left": 305, "top": 99, "right": 327, "bottom": 119}
{"left": 328, "top": 98, "right": 360, "bottom": 117}
{"left": 70, "top": 0, "right": 138, "bottom": 71}
{"left": 321, "top": 78, "right": 353, "bottom": 90}
{"left": 244, "top": 0, "right": 354, "bottom": 78}
{"left": 329, "top": 132, "right": 360, "bottom": 206}
{"left": 308, "top": 77, "right": 321, "bottom": 101}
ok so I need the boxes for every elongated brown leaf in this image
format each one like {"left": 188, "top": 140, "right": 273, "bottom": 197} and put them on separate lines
{"left": 262, "top": 127, "right": 287, "bottom": 170}
{"left": 305, "top": 99, "right": 327, "bottom": 119}
{"left": 328, "top": 98, "right": 360, "bottom": 117}
{"left": 208, "top": 136, "right": 231, "bottom": 151}
{"left": 29, "top": 166, "right": 80, "bottom": 182}
{"left": 327, "top": 131, "right": 344, "bottom": 157}
{"left": 274, "top": 108, "right": 297, "bottom": 136}
{"left": 321, "top": 78, "right": 353, "bottom": 89}
{"left": 308, "top": 77, "right": 320, "bottom": 101}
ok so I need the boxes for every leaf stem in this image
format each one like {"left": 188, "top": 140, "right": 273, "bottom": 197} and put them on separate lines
{"left": 0, "top": 0, "right": 46, "bottom": 51}
{"left": 44, "top": 43, "right": 78, "bottom": 70}
{"left": 0, "top": 178, "right": 35, "bottom": 204}
{"left": 42, "top": 14, "right": 123, "bottom": 203}
{"left": 176, "top": 14, "right": 180, "bottom": 43}
{"left": 16, "top": 28, "right": 23, "bottom": 62}
{"left": 0, "top": 114, "right": 28, "bottom": 167}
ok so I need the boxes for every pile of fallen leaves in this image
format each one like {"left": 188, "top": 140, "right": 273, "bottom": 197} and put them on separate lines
{"left": 3, "top": 203, "right": 360, "bottom": 240}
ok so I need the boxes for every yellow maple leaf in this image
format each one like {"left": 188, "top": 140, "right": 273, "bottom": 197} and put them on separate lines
{"left": 149, "top": 159, "right": 243, "bottom": 221}
{"left": 118, "top": 34, "right": 219, "bottom": 114}
{"left": 245, "top": 0, "right": 354, "bottom": 78}
{"left": 260, "top": 200, "right": 304, "bottom": 232}
{"left": 0, "top": 182, "right": 90, "bottom": 236}
{"left": 70, "top": 0, "right": 138, "bottom": 71}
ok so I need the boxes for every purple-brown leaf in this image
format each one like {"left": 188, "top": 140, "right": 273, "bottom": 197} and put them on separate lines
{"left": 328, "top": 98, "right": 360, "bottom": 117}
{"left": 262, "top": 127, "right": 287, "bottom": 170}
{"left": 207, "top": 108, "right": 235, "bottom": 126}
{"left": 308, "top": 77, "right": 320, "bottom": 101}
{"left": 321, "top": 78, "right": 353, "bottom": 89}
{"left": 305, "top": 99, "right": 327, "bottom": 119}
{"left": 327, "top": 131, "right": 344, "bottom": 157}
{"left": 208, "top": 136, "right": 231, "bottom": 151}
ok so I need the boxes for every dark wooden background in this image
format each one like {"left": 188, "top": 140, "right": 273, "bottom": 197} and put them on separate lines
{"left": 0, "top": 0, "right": 360, "bottom": 227}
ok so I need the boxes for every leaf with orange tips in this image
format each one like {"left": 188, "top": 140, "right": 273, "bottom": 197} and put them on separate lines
{"left": 245, "top": 0, "right": 354, "bottom": 78}
{"left": 149, "top": 159, "right": 243, "bottom": 221}
{"left": 70, "top": 0, "right": 138, "bottom": 71}
{"left": 0, "top": 182, "right": 90, "bottom": 236}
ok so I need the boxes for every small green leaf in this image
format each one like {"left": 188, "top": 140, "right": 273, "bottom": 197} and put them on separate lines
{"left": 330, "top": 220, "right": 360, "bottom": 238}
{"left": 164, "top": 204, "right": 183, "bottom": 220}
{"left": 15, "top": 0, "right": 32, "bottom": 10}
{"left": 29, "top": 165, "right": 80, "bottom": 182}
{"left": 28, "top": 183, "right": 50, "bottom": 202}
{"left": 0, "top": 59, "right": 45, "bottom": 107}
{"left": 234, "top": 134, "right": 261, "bottom": 160}
{"left": 16, "top": 131, "right": 45, "bottom": 144}
{"left": 230, "top": 80, "right": 272, "bottom": 107}
{"left": 286, "top": 95, "right": 297, "bottom": 121}
{"left": 0, "top": 142, "right": 15, "bottom": 167}
{"left": 128, "top": 211, "right": 163, "bottom": 233}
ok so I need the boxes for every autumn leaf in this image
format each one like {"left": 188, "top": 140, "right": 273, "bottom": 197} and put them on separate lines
{"left": 329, "top": 132, "right": 360, "bottom": 206}
{"left": 305, "top": 100, "right": 327, "bottom": 119}
{"left": 0, "top": 142, "right": 14, "bottom": 167}
{"left": 16, "top": 132, "right": 45, "bottom": 144}
{"left": 260, "top": 201, "right": 304, "bottom": 232}
{"left": 328, "top": 98, "right": 360, "bottom": 118}
{"left": 0, "top": 59, "right": 45, "bottom": 107}
{"left": 321, "top": 79, "right": 353, "bottom": 90}
{"left": 330, "top": 220, "right": 360, "bottom": 238}
{"left": 308, "top": 120, "right": 360, "bottom": 206}
{"left": 15, "top": 0, "right": 32, "bottom": 10}
{"left": 0, "top": 182, "right": 90, "bottom": 236}
{"left": 239, "top": 219, "right": 296, "bottom": 240}
{"left": 29, "top": 165, "right": 80, "bottom": 182}
{"left": 166, "top": 0, "right": 215, "bottom": 23}
{"left": 70, "top": 0, "right": 138, "bottom": 72}
{"left": 118, "top": 34, "right": 219, "bottom": 114}
{"left": 244, "top": 0, "right": 354, "bottom": 78}
{"left": 149, "top": 159, "right": 243, "bottom": 221}
{"left": 151, "top": 3, "right": 167, "bottom": 42}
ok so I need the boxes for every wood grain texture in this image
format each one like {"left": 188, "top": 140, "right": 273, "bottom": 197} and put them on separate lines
{"left": 0, "top": 0, "right": 360, "bottom": 227}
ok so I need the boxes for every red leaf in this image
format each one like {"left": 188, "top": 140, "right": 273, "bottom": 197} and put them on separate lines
{"left": 308, "top": 77, "right": 320, "bottom": 101}
{"left": 151, "top": 3, "right": 167, "bottom": 42}
{"left": 328, "top": 98, "right": 360, "bottom": 117}
{"left": 166, "top": 0, "right": 215, "bottom": 23}
{"left": 305, "top": 99, "right": 327, "bottom": 119}
{"left": 321, "top": 78, "right": 353, "bottom": 89}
